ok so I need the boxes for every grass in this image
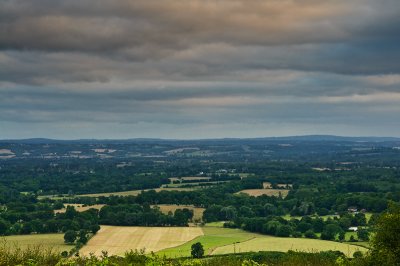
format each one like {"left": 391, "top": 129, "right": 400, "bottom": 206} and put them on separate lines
{"left": 1, "top": 234, "right": 73, "bottom": 253}
{"left": 79, "top": 225, "right": 203, "bottom": 256}
{"left": 157, "top": 227, "right": 258, "bottom": 258}
{"left": 211, "top": 236, "right": 368, "bottom": 257}
{"left": 205, "top": 221, "right": 226, "bottom": 227}
{"left": 157, "top": 226, "right": 368, "bottom": 258}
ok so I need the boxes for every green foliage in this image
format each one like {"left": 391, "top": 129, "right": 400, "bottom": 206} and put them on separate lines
{"left": 63, "top": 230, "right": 76, "bottom": 244}
{"left": 368, "top": 203, "right": 400, "bottom": 264}
{"left": 304, "top": 229, "right": 317, "bottom": 239}
{"left": 191, "top": 242, "right": 204, "bottom": 258}
{"left": 356, "top": 229, "right": 369, "bottom": 241}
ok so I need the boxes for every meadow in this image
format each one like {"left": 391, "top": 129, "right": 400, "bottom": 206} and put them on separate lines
{"left": 211, "top": 236, "right": 367, "bottom": 257}
{"left": 157, "top": 226, "right": 366, "bottom": 258}
{"left": 157, "top": 227, "right": 257, "bottom": 257}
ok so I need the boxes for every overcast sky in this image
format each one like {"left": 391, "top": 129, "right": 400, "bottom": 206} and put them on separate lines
{"left": 1, "top": 0, "right": 400, "bottom": 139}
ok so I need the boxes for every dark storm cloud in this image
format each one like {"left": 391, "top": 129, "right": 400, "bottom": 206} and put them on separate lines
{"left": 1, "top": 0, "right": 400, "bottom": 74}
{"left": 1, "top": 0, "right": 400, "bottom": 138}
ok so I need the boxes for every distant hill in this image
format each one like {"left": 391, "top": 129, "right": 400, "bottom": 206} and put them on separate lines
{"left": 1, "top": 135, "right": 399, "bottom": 144}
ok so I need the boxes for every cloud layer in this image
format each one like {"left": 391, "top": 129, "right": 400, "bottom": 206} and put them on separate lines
{"left": 1, "top": 0, "right": 400, "bottom": 138}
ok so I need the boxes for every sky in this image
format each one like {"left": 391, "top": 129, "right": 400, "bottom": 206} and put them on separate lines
{"left": 1, "top": 0, "right": 400, "bottom": 139}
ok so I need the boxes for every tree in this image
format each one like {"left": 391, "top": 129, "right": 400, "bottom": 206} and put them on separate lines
{"left": 357, "top": 229, "right": 369, "bottom": 241}
{"left": 304, "top": 229, "right": 317, "bottom": 239}
{"left": 78, "top": 230, "right": 88, "bottom": 244}
{"left": 338, "top": 231, "right": 345, "bottom": 242}
{"left": 276, "top": 225, "right": 292, "bottom": 237}
{"left": 370, "top": 203, "right": 400, "bottom": 263}
{"left": 0, "top": 219, "right": 9, "bottom": 235}
{"left": 191, "top": 242, "right": 204, "bottom": 258}
{"left": 64, "top": 230, "right": 76, "bottom": 244}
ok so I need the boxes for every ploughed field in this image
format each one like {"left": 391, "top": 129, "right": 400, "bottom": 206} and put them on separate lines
{"left": 79, "top": 225, "right": 203, "bottom": 256}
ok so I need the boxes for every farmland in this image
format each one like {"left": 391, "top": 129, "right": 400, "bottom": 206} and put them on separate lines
{"left": 238, "top": 188, "right": 289, "bottom": 197}
{"left": 211, "top": 236, "right": 367, "bottom": 257}
{"left": 54, "top": 204, "right": 105, "bottom": 213}
{"left": 158, "top": 227, "right": 257, "bottom": 257}
{"left": 0, "top": 225, "right": 369, "bottom": 259}
{"left": 2, "top": 234, "right": 73, "bottom": 252}
{"left": 154, "top": 205, "right": 205, "bottom": 221}
{"left": 157, "top": 226, "right": 366, "bottom": 258}
{"left": 39, "top": 187, "right": 196, "bottom": 199}
{"left": 79, "top": 226, "right": 203, "bottom": 256}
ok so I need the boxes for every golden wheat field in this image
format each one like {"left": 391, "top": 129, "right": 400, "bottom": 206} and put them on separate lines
{"left": 79, "top": 225, "right": 203, "bottom": 256}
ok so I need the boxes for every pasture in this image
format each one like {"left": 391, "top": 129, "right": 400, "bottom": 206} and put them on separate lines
{"left": 79, "top": 226, "right": 203, "bottom": 256}
{"left": 1, "top": 234, "right": 73, "bottom": 252}
{"left": 157, "top": 227, "right": 257, "bottom": 257}
{"left": 238, "top": 189, "right": 289, "bottom": 197}
{"left": 211, "top": 236, "right": 367, "bottom": 257}
{"left": 158, "top": 226, "right": 366, "bottom": 258}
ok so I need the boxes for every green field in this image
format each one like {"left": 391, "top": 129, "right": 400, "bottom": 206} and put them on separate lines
{"left": 157, "top": 227, "right": 257, "bottom": 257}
{"left": 1, "top": 234, "right": 73, "bottom": 252}
{"left": 157, "top": 226, "right": 367, "bottom": 258}
{"left": 204, "top": 221, "right": 225, "bottom": 227}
{"left": 212, "top": 236, "right": 367, "bottom": 257}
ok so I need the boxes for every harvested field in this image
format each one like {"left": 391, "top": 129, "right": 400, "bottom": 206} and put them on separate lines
{"left": 79, "top": 226, "right": 203, "bottom": 256}
{"left": 169, "top": 177, "right": 212, "bottom": 183}
{"left": 153, "top": 205, "right": 205, "bottom": 221}
{"left": 263, "top": 182, "right": 272, "bottom": 188}
{"left": 212, "top": 236, "right": 367, "bottom": 257}
{"left": 263, "top": 182, "right": 292, "bottom": 189}
{"left": 238, "top": 189, "right": 289, "bottom": 197}
{"left": 55, "top": 204, "right": 105, "bottom": 214}
{"left": 44, "top": 187, "right": 196, "bottom": 198}
{"left": 2, "top": 234, "right": 73, "bottom": 252}
{"left": 79, "top": 188, "right": 196, "bottom": 197}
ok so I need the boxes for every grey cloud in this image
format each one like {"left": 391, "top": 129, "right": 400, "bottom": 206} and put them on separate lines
{"left": 1, "top": 0, "right": 400, "bottom": 138}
